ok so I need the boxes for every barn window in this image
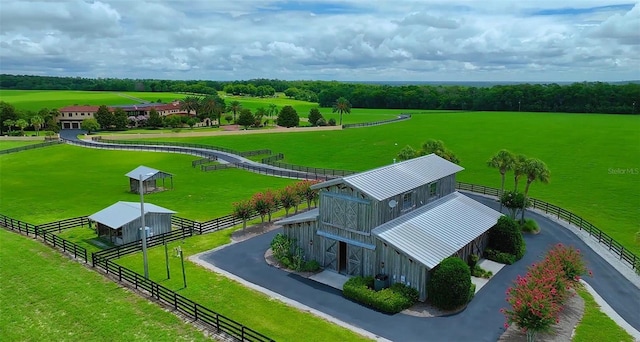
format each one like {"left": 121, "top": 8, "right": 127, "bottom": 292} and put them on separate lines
{"left": 402, "top": 192, "right": 414, "bottom": 210}
{"left": 429, "top": 183, "right": 438, "bottom": 198}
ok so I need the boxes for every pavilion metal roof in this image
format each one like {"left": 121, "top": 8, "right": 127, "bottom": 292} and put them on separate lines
{"left": 88, "top": 201, "right": 176, "bottom": 229}
{"left": 312, "top": 154, "right": 463, "bottom": 201}
{"left": 125, "top": 165, "right": 172, "bottom": 181}
{"left": 277, "top": 208, "right": 319, "bottom": 225}
{"left": 372, "top": 192, "right": 502, "bottom": 269}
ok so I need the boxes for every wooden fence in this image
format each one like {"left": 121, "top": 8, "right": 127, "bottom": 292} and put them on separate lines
{"left": 91, "top": 137, "right": 270, "bottom": 158}
{"left": 192, "top": 156, "right": 217, "bottom": 168}
{"left": 455, "top": 182, "right": 639, "bottom": 271}
{"left": 202, "top": 163, "right": 235, "bottom": 172}
{"left": 342, "top": 114, "right": 411, "bottom": 128}
{"left": 0, "top": 214, "right": 275, "bottom": 342}
{"left": 0, "top": 140, "right": 63, "bottom": 155}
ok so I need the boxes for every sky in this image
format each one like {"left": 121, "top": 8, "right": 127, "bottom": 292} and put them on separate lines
{"left": 0, "top": 0, "right": 639, "bottom": 82}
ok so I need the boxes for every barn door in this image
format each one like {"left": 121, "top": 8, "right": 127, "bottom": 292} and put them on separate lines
{"left": 324, "top": 240, "right": 337, "bottom": 270}
{"left": 347, "top": 245, "right": 363, "bottom": 276}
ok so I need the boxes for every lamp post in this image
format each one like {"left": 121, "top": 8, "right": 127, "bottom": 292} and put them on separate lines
{"left": 139, "top": 173, "right": 152, "bottom": 279}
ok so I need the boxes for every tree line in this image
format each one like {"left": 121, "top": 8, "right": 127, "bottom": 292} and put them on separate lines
{"left": 1, "top": 74, "right": 638, "bottom": 114}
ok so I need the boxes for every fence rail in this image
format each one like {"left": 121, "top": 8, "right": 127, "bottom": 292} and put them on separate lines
{"left": 92, "top": 137, "right": 269, "bottom": 158}
{"left": 0, "top": 214, "right": 275, "bottom": 342}
{"left": 455, "top": 182, "right": 638, "bottom": 271}
{"left": 260, "top": 153, "right": 354, "bottom": 177}
{"left": 37, "top": 216, "right": 90, "bottom": 233}
{"left": 201, "top": 163, "right": 234, "bottom": 172}
{"left": 342, "top": 114, "right": 411, "bottom": 129}
{"left": 233, "top": 162, "right": 332, "bottom": 180}
{"left": 0, "top": 140, "right": 63, "bottom": 155}
{"left": 192, "top": 157, "right": 217, "bottom": 168}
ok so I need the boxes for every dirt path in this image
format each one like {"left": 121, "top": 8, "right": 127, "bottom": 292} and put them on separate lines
{"left": 95, "top": 125, "right": 342, "bottom": 140}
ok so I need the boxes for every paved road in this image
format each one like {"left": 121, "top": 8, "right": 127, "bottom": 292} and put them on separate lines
{"left": 199, "top": 194, "right": 640, "bottom": 342}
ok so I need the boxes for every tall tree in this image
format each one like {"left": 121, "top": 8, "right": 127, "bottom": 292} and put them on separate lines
{"left": 487, "top": 149, "right": 515, "bottom": 210}
{"left": 277, "top": 105, "right": 299, "bottom": 128}
{"left": 0, "top": 101, "right": 18, "bottom": 135}
{"left": 512, "top": 154, "right": 528, "bottom": 191}
{"left": 227, "top": 100, "right": 242, "bottom": 123}
{"left": 180, "top": 96, "right": 201, "bottom": 118}
{"left": 94, "top": 105, "right": 113, "bottom": 129}
{"left": 147, "top": 108, "right": 162, "bottom": 128}
{"left": 332, "top": 97, "right": 351, "bottom": 126}
{"left": 308, "top": 108, "right": 323, "bottom": 126}
{"left": 113, "top": 108, "right": 128, "bottom": 130}
{"left": 30, "top": 115, "right": 44, "bottom": 136}
{"left": 237, "top": 108, "right": 255, "bottom": 130}
{"left": 521, "top": 158, "right": 551, "bottom": 222}
{"left": 81, "top": 118, "right": 100, "bottom": 134}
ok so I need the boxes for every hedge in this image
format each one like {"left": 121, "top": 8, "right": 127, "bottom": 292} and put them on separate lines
{"left": 343, "top": 276, "right": 419, "bottom": 314}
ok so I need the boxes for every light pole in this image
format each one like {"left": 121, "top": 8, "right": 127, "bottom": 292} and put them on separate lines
{"left": 139, "top": 173, "right": 153, "bottom": 279}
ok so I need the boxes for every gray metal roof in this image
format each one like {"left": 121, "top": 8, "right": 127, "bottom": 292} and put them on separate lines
{"left": 277, "top": 208, "right": 319, "bottom": 225}
{"left": 372, "top": 192, "right": 502, "bottom": 269}
{"left": 312, "top": 154, "right": 463, "bottom": 201}
{"left": 88, "top": 201, "right": 176, "bottom": 229}
{"left": 125, "top": 165, "right": 172, "bottom": 181}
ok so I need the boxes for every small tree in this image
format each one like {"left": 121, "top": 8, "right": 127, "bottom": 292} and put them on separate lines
{"left": 30, "top": 115, "right": 44, "bottom": 136}
{"left": 397, "top": 145, "right": 418, "bottom": 161}
{"left": 279, "top": 186, "right": 299, "bottom": 216}
{"left": 277, "top": 105, "right": 300, "bottom": 128}
{"left": 187, "top": 118, "right": 197, "bottom": 129}
{"left": 297, "top": 180, "right": 320, "bottom": 209}
{"left": 147, "top": 108, "right": 162, "bottom": 128}
{"left": 3, "top": 119, "right": 15, "bottom": 134}
{"left": 237, "top": 108, "right": 255, "bottom": 130}
{"left": 500, "top": 190, "right": 528, "bottom": 220}
{"left": 252, "top": 192, "right": 271, "bottom": 223}
{"left": 94, "top": 105, "right": 113, "bottom": 129}
{"left": 81, "top": 118, "right": 100, "bottom": 134}
{"left": 15, "top": 119, "right": 28, "bottom": 135}
{"left": 263, "top": 189, "right": 279, "bottom": 222}
{"left": 232, "top": 199, "right": 253, "bottom": 230}
{"left": 224, "top": 114, "right": 233, "bottom": 124}
{"left": 308, "top": 108, "right": 323, "bottom": 126}
{"left": 428, "top": 257, "right": 471, "bottom": 310}
{"left": 421, "top": 139, "right": 459, "bottom": 164}
{"left": 113, "top": 108, "right": 128, "bottom": 130}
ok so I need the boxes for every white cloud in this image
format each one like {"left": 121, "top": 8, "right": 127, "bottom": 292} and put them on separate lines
{"left": 0, "top": 0, "right": 638, "bottom": 81}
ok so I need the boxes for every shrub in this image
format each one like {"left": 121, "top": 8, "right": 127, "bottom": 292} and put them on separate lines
{"left": 328, "top": 118, "right": 337, "bottom": 126}
{"left": 428, "top": 257, "right": 471, "bottom": 310}
{"left": 301, "top": 260, "right": 321, "bottom": 272}
{"left": 485, "top": 248, "right": 516, "bottom": 265}
{"left": 472, "top": 265, "right": 493, "bottom": 279}
{"left": 277, "top": 105, "right": 300, "bottom": 128}
{"left": 308, "top": 108, "right": 323, "bottom": 126}
{"left": 316, "top": 118, "right": 327, "bottom": 126}
{"left": 468, "top": 283, "right": 477, "bottom": 302}
{"left": 269, "top": 233, "right": 320, "bottom": 272}
{"left": 468, "top": 254, "right": 479, "bottom": 269}
{"left": 500, "top": 190, "right": 528, "bottom": 220}
{"left": 488, "top": 216, "right": 526, "bottom": 261}
{"left": 521, "top": 218, "right": 540, "bottom": 233}
{"left": 545, "top": 243, "right": 590, "bottom": 281}
{"left": 343, "top": 276, "right": 419, "bottom": 314}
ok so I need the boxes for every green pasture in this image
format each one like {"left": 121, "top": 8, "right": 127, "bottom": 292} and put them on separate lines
{"left": 572, "top": 286, "right": 633, "bottom": 342}
{"left": 0, "top": 140, "right": 44, "bottom": 150}
{"left": 114, "top": 225, "right": 369, "bottom": 342}
{"left": 0, "top": 144, "right": 294, "bottom": 223}
{"left": 145, "top": 111, "right": 640, "bottom": 255}
{"left": 0, "top": 90, "right": 187, "bottom": 111}
{"left": 0, "top": 229, "right": 210, "bottom": 342}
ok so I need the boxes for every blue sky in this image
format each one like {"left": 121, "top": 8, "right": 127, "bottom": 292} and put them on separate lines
{"left": 0, "top": 0, "right": 638, "bottom": 82}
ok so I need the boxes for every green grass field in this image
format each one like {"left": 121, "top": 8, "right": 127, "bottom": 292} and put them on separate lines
{"left": 0, "top": 140, "right": 45, "bottom": 150}
{"left": 0, "top": 90, "right": 188, "bottom": 111}
{"left": 143, "top": 111, "right": 640, "bottom": 255}
{"left": 113, "top": 225, "right": 369, "bottom": 342}
{"left": 0, "top": 229, "right": 210, "bottom": 342}
{"left": 0, "top": 144, "right": 294, "bottom": 223}
{"left": 572, "top": 286, "right": 633, "bottom": 341}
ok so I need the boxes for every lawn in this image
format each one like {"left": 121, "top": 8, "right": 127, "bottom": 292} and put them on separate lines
{"left": 0, "top": 229, "right": 211, "bottom": 342}
{"left": 572, "top": 286, "right": 633, "bottom": 341}
{"left": 0, "top": 140, "right": 45, "bottom": 150}
{"left": 145, "top": 111, "right": 640, "bottom": 255}
{"left": 114, "top": 224, "right": 370, "bottom": 342}
{"left": 0, "top": 90, "right": 188, "bottom": 111}
{"left": 0, "top": 144, "right": 295, "bottom": 223}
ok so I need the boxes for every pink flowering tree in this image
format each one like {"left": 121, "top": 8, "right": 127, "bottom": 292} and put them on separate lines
{"left": 296, "top": 180, "right": 321, "bottom": 209}
{"left": 503, "top": 244, "right": 590, "bottom": 342}
{"left": 279, "top": 186, "right": 299, "bottom": 216}
{"left": 232, "top": 199, "right": 253, "bottom": 230}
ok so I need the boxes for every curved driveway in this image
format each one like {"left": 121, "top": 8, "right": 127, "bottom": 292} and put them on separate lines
{"left": 198, "top": 194, "right": 640, "bottom": 342}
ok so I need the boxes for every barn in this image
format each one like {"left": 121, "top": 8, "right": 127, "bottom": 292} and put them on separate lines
{"left": 126, "top": 165, "right": 174, "bottom": 194}
{"left": 89, "top": 201, "right": 175, "bottom": 245}
{"left": 279, "top": 154, "right": 503, "bottom": 301}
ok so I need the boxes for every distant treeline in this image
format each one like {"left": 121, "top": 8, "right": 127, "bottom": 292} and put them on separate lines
{"left": 1, "top": 74, "right": 638, "bottom": 114}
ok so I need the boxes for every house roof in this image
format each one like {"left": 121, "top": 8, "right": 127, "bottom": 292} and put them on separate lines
{"left": 125, "top": 165, "right": 172, "bottom": 180}
{"left": 59, "top": 105, "right": 102, "bottom": 112}
{"left": 88, "top": 201, "right": 176, "bottom": 229}
{"left": 312, "top": 154, "right": 463, "bottom": 201}
{"left": 372, "top": 192, "right": 502, "bottom": 269}
{"left": 277, "top": 208, "right": 319, "bottom": 225}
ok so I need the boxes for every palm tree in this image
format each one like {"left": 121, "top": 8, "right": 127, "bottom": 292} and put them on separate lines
{"left": 3, "top": 119, "right": 15, "bottom": 134}
{"left": 512, "top": 154, "right": 528, "bottom": 191}
{"left": 30, "top": 115, "right": 44, "bottom": 136}
{"left": 520, "top": 158, "right": 550, "bottom": 222}
{"left": 227, "top": 100, "right": 242, "bottom": 123}
{"left": 332, "top": 97, "right": 351, "bottom": 126}
{"left": 15, "top": 119, "right": 28, "bottom": 135}
{"left": 180, "top": 96, "right": 201, "bottom": 118}
{"left": 267, "top": 104, "right": 278, "bottom": 118}
{"left": 487, "top": 149, "right": 515, "bottom": 210}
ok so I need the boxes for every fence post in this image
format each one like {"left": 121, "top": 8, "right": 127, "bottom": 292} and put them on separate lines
{"left": 216, "top": 314, "right": 220, "bottom": 332}
{"left": 194, "top": 303, "right": 198, "bottom": 321}
{"left": 118, "top": 265, "right": 122, "bottom": 281}
{"left": 58, "top": 221, "right": 61, "bottom": 233}
{"left": 620, "top": 247, "right": 624, "bottom": 260}
{"left": 134, "top": 272, "right": 138, "bottom": 289}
